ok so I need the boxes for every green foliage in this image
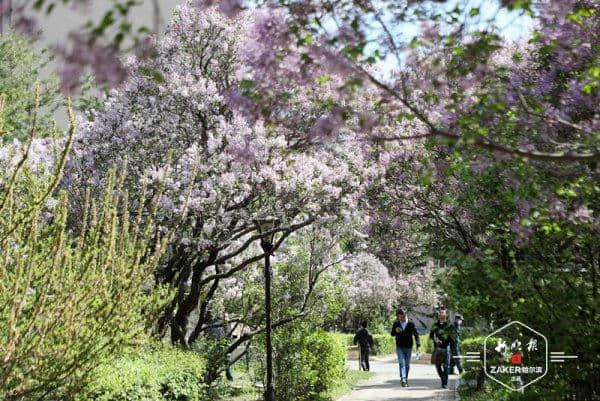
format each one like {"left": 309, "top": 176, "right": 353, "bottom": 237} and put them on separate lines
{"left": 437, "top": 150, "right": 600, "bottom": 398}
{"left": 325, "top": 370, "right": 373, "bottom": 400}
{"left": 83, "top": 345, "right": 209, "bottom": 401}
{"left": 191, "top": 338, "right": 230, "bottom": 385}
{"left": 459, "top": 336, "right": 500, "bottom": 391}
{"left": 329, "top": 332, "right": 354, "bottom": 347}
{"left": 0, "top": 32, "right": 60, "bottom": 141}
{"left": 331, "top": 332, "right": 430, "bottom": 355}
{"left": 371, "top": 334, "right": 395, "bottom": 355}
{"left": 73, "top": 75, "right": 107, "bottom": 121}
{"left": 218, "top": 226, "right": 350, "bottom": 340}
{"left": 254, "top": 325, "right": 347, "bottom": 401}
{"left": 420, "top": 334, "right": 434, "bottom": 354}
{"left": 459, "top": 379, "right": 552, "bottom": 401}
{"left": 458, "top": 386, "right": 511, "bottom": 401}
{"left": 0, "top": 111, "right": 171, "bottom": 400}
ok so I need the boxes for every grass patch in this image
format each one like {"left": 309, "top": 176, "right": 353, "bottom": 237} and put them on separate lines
{"left": 458, "top": 386, "right": 510, "bottom": 401}
{"left": 228, "top": 364, "right": 261, "bottom": 401}
{"left": 228, "top": 366, "right": 373, "bottom": 401}
{"left": 83, "top": 345, "right": 208, "bottom": 401}
{"left": 327, "top": 370, "right": 374, "bottom": 400}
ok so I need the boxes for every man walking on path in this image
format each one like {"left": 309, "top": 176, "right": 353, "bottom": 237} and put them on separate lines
{"left": 450, "top": 314, "right": 464, "bottom": 375}
{"left": 390, "top": 309, "right": 420, "bottom": 387}
{"left": 430, "top": 309, "right": 457, "bottom": 389}
{"left": 354, "top": 321, "right": 374, "bottom": 371}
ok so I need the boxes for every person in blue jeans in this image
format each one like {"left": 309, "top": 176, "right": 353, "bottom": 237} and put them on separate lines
{"left": 390, "top": 309, "right": 421, "bottom": 387}
{"left": 429, "top": 309, "right": 457, "bottom": 389}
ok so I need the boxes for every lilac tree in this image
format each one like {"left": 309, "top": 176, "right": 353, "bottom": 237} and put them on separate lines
{"left": 204, "top": 219, "right": 361, "bottom": 365}
{"left": 188, "top": 0, "right": 599, "bottom": 165}
{"left": 64, "top": 3, "right": 365, "bottom": 346}
{"left": 333, "top": 252, "right": 438, "bottom": 328}
{"left": 357, "top": 3, "right": 600, "bottom": 395}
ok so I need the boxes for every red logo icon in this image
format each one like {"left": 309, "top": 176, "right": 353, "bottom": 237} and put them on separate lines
{"left": 511, "top": 353, "right": 523, "bottom": 364}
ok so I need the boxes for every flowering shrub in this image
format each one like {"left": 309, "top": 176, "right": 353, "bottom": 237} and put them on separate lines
{"left": 0, "top": 103, "right": 170, "bottom": 400}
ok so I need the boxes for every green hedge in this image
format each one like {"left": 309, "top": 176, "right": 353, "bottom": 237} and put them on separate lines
{"left": 460, "top": 336, "right": 501, "bottom": 391}
{"left": 371, "top": 334, "right": 395, "bottom": 355}
{"left": 330, "top": 332, "right": 354, "bottom": 347}
{"left": 374, "top": 333, "right": 433, "bottom": 354}
{"left": 330, "top": 332, "right": 433, "bottom": 355}
{"left": 82, "top": 346, "right": 208, "bottom": 401}
{"left": 331, "top": 332, "right": 431, "bottom": 355}
{"left": 420, "top": 334, "right": 434, "bottom": 353}
{"left": 330, "top": 332, "right": 394, "bottom": 355}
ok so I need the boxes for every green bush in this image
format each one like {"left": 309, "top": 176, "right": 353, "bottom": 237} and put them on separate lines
{"left": 372, "top": 333, "right": 433, "bottom": 355}
{"left": 329, "top": 332, "right": 394, "bottom": 355}
{"left": 83, "top": 346, "right": 209, "bottom": 401}
{"left": 256, "top": 325, "right": 347, "bottom": 401}
{"left": 371, "top": 333, "right": 434, "bottom": 355}
{"left": 371, "top": 334, "right": 396, "bottom": 355}
{"left": 329, "top": 332, "right": 354, "bottom": 347}
{"left": 420, "top": 334, "right": 433, "bottom": 353}
{"left": 0, "top": 32, "right": 60, "bottom": 141}
{"left": 0, "top": 119, "right": 170, "bottom": 401}
{"left": 459, "top": 336, "right": 501, "bottom": 391}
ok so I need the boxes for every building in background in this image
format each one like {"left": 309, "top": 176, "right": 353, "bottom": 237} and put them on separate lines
{"left": 1, "top": 0, "right": 182, "bottom": 127}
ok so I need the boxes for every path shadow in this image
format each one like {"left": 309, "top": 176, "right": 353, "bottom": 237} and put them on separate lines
{"left": 351, "top": 377, "right": 446, "bottom": 391}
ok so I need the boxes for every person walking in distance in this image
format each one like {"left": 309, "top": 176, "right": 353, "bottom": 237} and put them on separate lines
{"left": 450, "top": 314, "right": 464, "bottom": 375}
{"left": 353, "top": 321, "right": 374, "bottom": 371}
{"left": 430, "top": 309, "right": 457, "bottom": 389}
{"left": 390, "top": 309, "right": 421, "bottom": 387}
{"left": 206, "top": 312, "right": 234, "bottom": 381}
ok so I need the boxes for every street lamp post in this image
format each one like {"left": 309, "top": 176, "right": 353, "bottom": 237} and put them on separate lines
{"left": 257, "top": 219, "right": 277, "bottom": 401}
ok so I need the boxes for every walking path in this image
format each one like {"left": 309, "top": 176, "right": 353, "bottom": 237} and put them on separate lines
{"left": 339, "top": 355, "right": 458, "bottom": 401}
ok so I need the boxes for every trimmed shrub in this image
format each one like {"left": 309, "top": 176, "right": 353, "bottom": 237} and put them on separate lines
{"left": 255, "top": 325, "right": 347, "bottom": 401}
{"left": 372, "top": 334, "right": 396, "bottom": 355}
{"left": 330, "top": 332, "right": 395, "bottom": 355}
{"left": 420, "top": 334, "right": 434, "bottom": 353}
{"left": 460, "top": 336, "right": 501, "bottom": 390}
{"left": 332, "top": 331, "right": 429, "bottom": 356}
{"left": 334, "top": 332, "right": 355, "bottom": 347}
{"left": 331, "top": 331, "right": 425, "bottom": 356}
{"left": 83, "top": 346, "right": 209, "bottom": 401}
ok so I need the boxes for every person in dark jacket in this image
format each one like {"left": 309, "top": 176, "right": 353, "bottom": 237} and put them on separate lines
{"left": 450, "top": 314, "right": 464, "bottom": 375}
{"left": 390, "top": 309, "right": 421, "bottom": 387}
{"left": 353, "top": 321, "right": 374, "bottom": 371}
{"left": 430, "top": 309, "right": 457, "bottom": 389}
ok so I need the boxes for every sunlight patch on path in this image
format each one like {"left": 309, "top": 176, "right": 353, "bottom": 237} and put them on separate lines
{"left": 339, "top": 357, "right": 456, "bottom": 401}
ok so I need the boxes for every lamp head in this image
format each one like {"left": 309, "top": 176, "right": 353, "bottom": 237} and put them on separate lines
{"left": 256, "top": 217, "right": 279, "bottom": 245}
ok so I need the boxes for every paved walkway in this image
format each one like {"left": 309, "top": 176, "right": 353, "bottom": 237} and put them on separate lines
{"left": 339, "top": 355, "right": 458, "bottom": 401}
